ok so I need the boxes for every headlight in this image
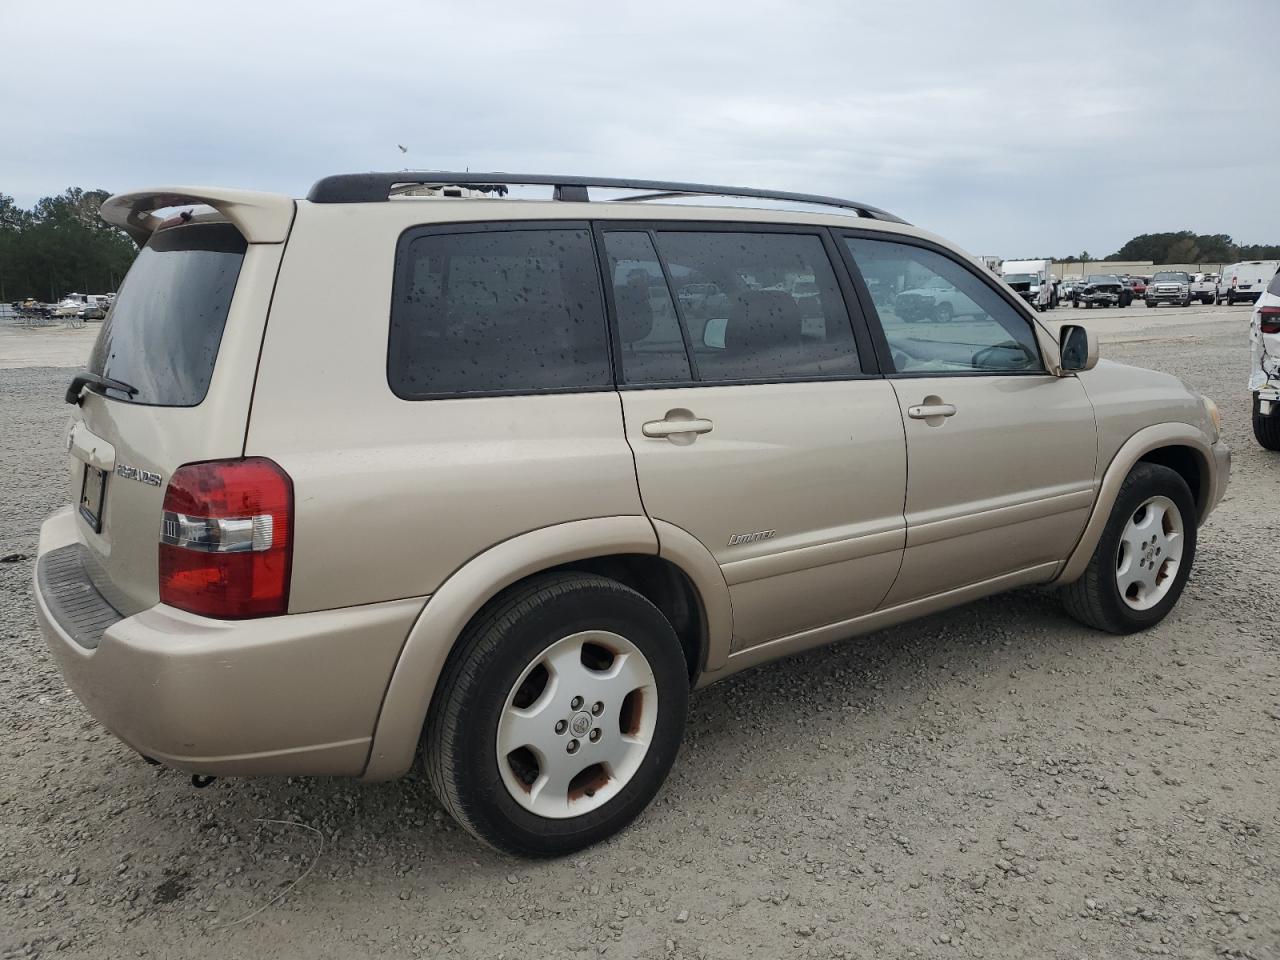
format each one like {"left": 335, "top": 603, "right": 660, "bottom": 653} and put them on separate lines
{"left": 1202, "top": 396, "right": 1221, "bottom": 441}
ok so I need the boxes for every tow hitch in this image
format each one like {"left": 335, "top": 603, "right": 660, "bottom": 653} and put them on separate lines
{"left": 191, "top": 774, "right": 217, "bottom": 789}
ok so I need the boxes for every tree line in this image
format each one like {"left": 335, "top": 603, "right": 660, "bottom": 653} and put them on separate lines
{"left": 1058, "top": 231, "right": 1280, "bottom": 266}
{"left": 0, "top": 188, "right": 137, "bottom": 303}
{"left": 1103, "top": 231, "right": 1280, "bottom": 264}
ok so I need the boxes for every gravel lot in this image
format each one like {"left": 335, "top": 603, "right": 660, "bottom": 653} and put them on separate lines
{"left": 2, "top": 305, "right": 1277, "bottom": 960}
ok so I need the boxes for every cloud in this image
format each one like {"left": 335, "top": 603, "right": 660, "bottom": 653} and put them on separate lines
{"left": 4, "top": 0, "right": 1276, "bottom": 256}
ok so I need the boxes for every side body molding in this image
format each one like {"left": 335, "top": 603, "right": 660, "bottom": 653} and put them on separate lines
{"left": 361, "top": 516, "right": 733, "bottom": 780}
{"left": 1053, "top": 422, "right": 1218, "bottom": 585}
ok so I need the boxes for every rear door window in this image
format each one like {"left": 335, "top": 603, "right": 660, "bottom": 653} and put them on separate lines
{"left": 651, "top": 231, "right": 861, "bottom": 383}
{"left": 88, "top": 222, "right": 246, "bottom": 406}
{"left": 390, "top": 227, "right": 610, "bottom": 398}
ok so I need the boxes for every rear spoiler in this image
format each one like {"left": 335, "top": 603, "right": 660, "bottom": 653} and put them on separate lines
{"left": 99, "top": 187, "right": 295, "bottom": 246}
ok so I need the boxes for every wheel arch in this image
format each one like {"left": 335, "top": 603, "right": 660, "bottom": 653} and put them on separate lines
{"left": 360, "top": 516, "right": 731, "bottom": 781}
{"left": 1054, "top": 423, "right": 1217, "bottom": 585}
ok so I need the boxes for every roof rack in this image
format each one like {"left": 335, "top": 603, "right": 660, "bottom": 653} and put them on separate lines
{"left": 306, "top": 172, "right": 907, "bottom": 224}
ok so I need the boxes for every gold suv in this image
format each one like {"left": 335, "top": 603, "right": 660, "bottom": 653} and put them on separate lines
{"left": 34, "top": 173, "right": 1230, "bottom": 856}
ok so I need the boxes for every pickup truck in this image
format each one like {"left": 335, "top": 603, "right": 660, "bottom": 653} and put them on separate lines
{"left": 1145, "top": 271, "right": 1193, "bottom": 308}
{"left": 1190, "top": 273, "right": 1218, "bottom": 305}
{"left": 1073, "top": 274, "right": 1127, "bottom": 309}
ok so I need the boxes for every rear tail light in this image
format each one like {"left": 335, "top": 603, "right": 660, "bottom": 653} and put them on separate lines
{"left": 1260, "top": 306, "right": 1280, "bottom": 335}
{"left": 159, "top": 458, "right": 293, "bottom": 618}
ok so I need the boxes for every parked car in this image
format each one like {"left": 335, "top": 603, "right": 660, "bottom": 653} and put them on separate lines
{"left": 1190, "top": 273, "right": 1218, "bottom": 305}
{"left": 1128, "top": 276, "right": 1148, "bottom": 298}
{"left": 1058, "top": 278, "right": 1080, "bottom": 303}
{"left": 1146, "top": 271, "right": 1193, "bottom": 308}
{"left": 1248, "top": 268, "right": 1280, "bottom": 449}
{"left": 1073, "top": 274, "right": 1126, "bottom": 308}
{"left": 1218, "top": 261, "right": 1280, "bottom": 305}
{"left": 895, "top": 274, "right": 984, "bottom": 321}
{"left": 34, "top": 173, "right": 1229, "bottom": 857}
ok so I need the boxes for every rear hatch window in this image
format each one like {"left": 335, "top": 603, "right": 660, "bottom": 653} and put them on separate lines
{"left": 88, "top": 222, "right": 246, "bottom": 406}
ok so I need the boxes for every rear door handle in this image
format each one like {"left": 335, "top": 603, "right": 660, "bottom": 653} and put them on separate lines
{"left": 642, "top": 416, "right": 714, "bottom": 439}
{"left": 907, "top": 403, "right": 957, "bottom": 420}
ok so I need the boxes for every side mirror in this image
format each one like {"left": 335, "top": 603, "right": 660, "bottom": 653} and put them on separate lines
{"left": 1059, "top": 324, "right": 1098, "bottom": 373}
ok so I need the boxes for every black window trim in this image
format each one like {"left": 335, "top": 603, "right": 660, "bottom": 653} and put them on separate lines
{"left": 834, "top": 228, "right": 1049, "bottom": 379}
{"left": 388, "top": 219, "right": 617, "bottom": 401}
{"left": 593, "top": 219, "right": 884, "bottom": 392}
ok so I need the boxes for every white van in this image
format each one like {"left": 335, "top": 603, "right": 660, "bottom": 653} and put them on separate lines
{"left": 1001, "top": 259, "right": 1054, "bottom": 310}
{"left": 1217, "top": 261, "right": 1280, "bottom": 305}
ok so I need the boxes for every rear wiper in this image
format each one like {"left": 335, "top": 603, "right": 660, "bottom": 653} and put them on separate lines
{"left": 65, "top": 371, "right": 139, "bottom": 405}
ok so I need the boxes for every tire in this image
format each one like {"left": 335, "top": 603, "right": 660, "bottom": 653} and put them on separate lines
{"left": 1072, "top": 299, "right": 1080, "bottom": 309}
{"left": 935, "top": 302, "right": 954, "bottom": 323}
{"left": 1144, "top": 300, "right": 1153, "bottom": 307}
{"left": 1253, "top": 393, "right": 1280, "bottom": 450}
{"left": 1181, "top": 298, "right": 1191, "bottom": 307}
{"left": 1060, "top": 463, "right": 1197, "bottom": 635}
{"left": 1227, "top": 294, "right": 1235, "bottom": 306}
{"left": 424, "top": 572, "right": 689, "bottom": 857}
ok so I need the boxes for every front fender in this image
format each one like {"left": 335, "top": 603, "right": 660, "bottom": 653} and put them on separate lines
{"left": 1053, "top": 422, "right": 1220, "bottom": 585}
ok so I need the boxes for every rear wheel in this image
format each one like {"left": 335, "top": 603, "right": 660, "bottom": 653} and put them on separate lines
{"left": 1227, "top": 293, "right": 1235, "bottom": 306}
{"left": 1254, "top": 393, "right": 1280, "bottom": 450}
{"left": 1061, "top": 463, "right": 1196, "bottom": 634}
{"left": 934, "top": 301, "right": 954, "bottom": 322}
{"left": 425, "top": 573, "right": 689, "bottom": 857}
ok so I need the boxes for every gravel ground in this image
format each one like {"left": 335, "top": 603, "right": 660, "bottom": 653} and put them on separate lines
{"left": 2, "top": 311, "right": 1278, "bottom": 960}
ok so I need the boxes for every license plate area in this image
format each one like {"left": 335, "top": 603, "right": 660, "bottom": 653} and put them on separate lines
{"left": 79, "top": 464, "right": 107, "bottom": 533}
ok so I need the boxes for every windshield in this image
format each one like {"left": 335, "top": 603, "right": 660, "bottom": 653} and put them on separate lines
{"left": 87, "top": 222, "right": 246, "bottom": 406}
{"left": 1153, "top": 272, "right": 1190, "bottom": 282}
{"left": 1086, "top": 275, "right": 1118, "bottom": 284}
{"left": 1004, "top": 273, "right": 1036, "bottom": 283}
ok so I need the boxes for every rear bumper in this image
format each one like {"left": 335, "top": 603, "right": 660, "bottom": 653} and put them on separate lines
{"left": 34, "top": 507, "right": 423, "bottom": 777}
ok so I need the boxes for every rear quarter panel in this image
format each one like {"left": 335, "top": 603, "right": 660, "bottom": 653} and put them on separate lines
{"left": 245, "top": 203, "right": 646, "bottom": 613}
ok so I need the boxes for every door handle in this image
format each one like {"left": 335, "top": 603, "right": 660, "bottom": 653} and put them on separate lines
{"left": 642, "top": 417, "right": 714, "bottom": 438}
{"left": 907, "top": 402, "right": 957, "bottom": 420}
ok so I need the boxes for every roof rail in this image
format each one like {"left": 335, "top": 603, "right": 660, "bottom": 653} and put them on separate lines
{"left": 306, "top": 172, "right": 907, "bottom": 224}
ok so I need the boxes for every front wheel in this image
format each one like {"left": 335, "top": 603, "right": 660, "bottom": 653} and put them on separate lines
{"left": 425, "top": 573, "right": 689, "bottom": 856}
{"left": 1060, "top": 463, "right": 1197, "bottom": 634}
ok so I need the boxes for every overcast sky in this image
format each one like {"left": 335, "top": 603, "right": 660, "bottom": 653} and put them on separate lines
{"left": 4, "top": 0, "right": 1276, "bottom": 258}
